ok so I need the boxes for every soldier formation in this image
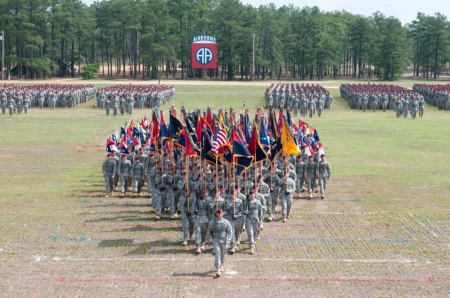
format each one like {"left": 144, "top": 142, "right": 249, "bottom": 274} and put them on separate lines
{"left": 0, "top": 84, "right": 96, "bottom": 115}
{"left": 102, "top": 105, "right": 331, "bottom": 277}
{"left": 265, "top": 83, "right": 333, "bottom": 118}
{"left": 413, "top": 84, "right": 450, "bottom": 110}
{"left": 340, "top": 83, "right": 425, "bottom": 118}
{"left": 96, "top": 85, "right": 175, "bottom": 116}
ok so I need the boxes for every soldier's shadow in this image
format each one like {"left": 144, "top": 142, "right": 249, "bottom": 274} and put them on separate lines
{"left": 114, "top": 225, "right": 180, "bottom": 233}
{"left": 84, "top": 215, "right": 148, "bottom": 223}
{"left": 124, "top": 240, "right": 197, "bottom": 255}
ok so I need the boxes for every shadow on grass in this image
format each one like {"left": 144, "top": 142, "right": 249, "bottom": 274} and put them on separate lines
{"left": 117, "top": 225, "right": 180, "bottom": 233}
{"left": 84, "top": 215, "right": 149, "bottom": 223}
{"left": 125, "top": 240, "right": 195, "bottom": 255}
{"left": 85, "top": 202, "right": 152, "bottom": 208}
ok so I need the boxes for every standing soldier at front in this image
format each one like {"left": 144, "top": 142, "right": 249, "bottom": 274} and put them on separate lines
{"left": 205, "top": 209, "right": 232, "bottom": 277}
{"left": 7, "top": 95, "right": 15, "bottom": 116}
{"left": 112, "top": 95, "right": 119, "bottom": 117}
{"left": 102, "top": 153, "right": 117, "bottom": 198}
{"left": 104, "top": 96, "right": 111, "bottom": 116}
{"left": 1, "top": 91, "right": 7, "bottom": 114}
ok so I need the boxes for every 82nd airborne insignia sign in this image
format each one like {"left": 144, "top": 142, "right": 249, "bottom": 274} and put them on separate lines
{"left": 191, "top": 35, "right": 218, "bottom": 69}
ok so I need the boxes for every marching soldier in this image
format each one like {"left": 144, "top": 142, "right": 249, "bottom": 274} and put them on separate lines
{"left": 280, "top": 170, "right": 295, "bottom": 222}
{"left": 118, "top": 153, "right": 132, "bottom": 198}
{"left": 131, "top": 156, "right": 145, "bottom": 197}
{"left": 306, "top": 155, "right": 318, "bottom": 199}
{"left": 102, "top": 153, "right": 117, "bottom": 198}
{"left": 244, "top": 189, "right": 263, "bottom": 255}
{"left": 194, "top": 190, "right": 211, "bottom": 254}
{"left": 318, "top": 154, "right": 331, "bottom": 199}
{"left": 224, "top": 189, "right": 244, "bottom": 254}
{"left": 205, "top": 209, "right": 232, "bottom": 277}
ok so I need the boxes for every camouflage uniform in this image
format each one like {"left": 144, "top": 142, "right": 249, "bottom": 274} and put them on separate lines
{"left": 205, "top": 215, "right": 232, "bottom": 273}
{"left": 244, "top": 195, "right": 263, "bottom": 252}
{"left": 102, "top": 155, "right": 117, "bottom": 195}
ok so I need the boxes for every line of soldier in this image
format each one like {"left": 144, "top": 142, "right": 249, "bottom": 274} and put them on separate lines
{"left": 0, "top": 84, "right": 96, "bottom": 116}
{"left": 340, "top": 83, "right": 425, "bottom": 118}
{"left": 413, "top": 84, "right": 450, "bottom": 110}
{"left": 265, "top": 83, "right": 333, "bottom": 118}
{"left": 101, "top": 126, "right": 331, "bottom": 259}
{"left": 96, "top": 85, "right": 176, "bottom": 116}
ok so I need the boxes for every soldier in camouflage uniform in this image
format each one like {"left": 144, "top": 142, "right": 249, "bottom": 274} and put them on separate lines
{"left": 1, "top": 92, "right": 7, "bottom": 114}
{"left": 131, "top": 156, "right": 145, "bottom": 196}
{"left": 280, "top": 170, "right": 295, "bottom": 222}
{"left": 112, "top": 95, "right": 119, "bottom": 117}
{"left": 306, "top": 155, "right": 318, "bottom": 199}
{"left": 179, "top": 189, "right": 196, "bottom": 246}
{"left": 7, "top": 96, "right": 15, "bottom": 116}
{"left": 267, "top": 166, "right": 281, "bottom": 217}
{"left": 194, "top": 190, "right": 211, "bottom": 254}
{"left": 318, "top": 154, "right": 331, "bottom": 199}
{"left": 295, "top": 154, "right": 306, "bottom": 198}
{"left": 118, "top": 154, "right": 132, "bottom": 198}
{"left": 102, "top": 153, "right": 117, "bottom": 198}
{"left": 224, "top": 188, "right": 244, "bottom": 254}
{"left": 410, "top": 98, "right": 419, "bottom": 119}
{"left": 119, "top": 96, "right": 126, "bottom": 116}
{"left": 205, "top": 209, "right": 232, "bottom": 277}
{"left": 244, "top": 189, "right": 262, "bottom": 255}
{"left": 104, "top": 97, "right": 111, "bottom": 116}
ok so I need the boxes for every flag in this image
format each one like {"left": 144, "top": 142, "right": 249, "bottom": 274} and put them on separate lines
{"left": 120, "top": 127, "right": 126, "bottom": 138}
{"left": 179, "top": 129, "right": 198, "bottom": 157}
{"left": 223, "top": 113, "right": 231, "bottom": 137}
{"left": 248, "top": 124, "right": 268, "bottom": 163}
{"left": 112, "top": 134, "right": 118, "bottom": 144}
{"left": 160, "top": 111, "right": 169, "bottom": 139}
{"left": 318, "top": 142, "right": 325, "bottom": 157}
{"left": 212, "top": 128, "right": 228, "bottom": 155}
{"left": 280, "top": 116, "right": 300, "bottom": 155}
{"left": 259, "top": 122, "right": 270, "bottom": 152}
{"left": 196, "top": 115, "right": 210, "bottom": 148}
{"left": 269, "top": 108, "right": 278, "bottom": 138}
{"left": 233, "top": 140, "right": 254, "bottom": 175}
{"left": 151, "top": 111, "right": 160, "bottom": 140}
{"left": 313, "top": 128, "right": 320, "bottom": 142}
{"left": 185, "top": 115, "right": 198, "bottom": 143}
{"left": 106, "top": 137, "right": 117, "bottom": 152}
{"left": 169, "top": 113, "right": 183, "bottom": 139}
{"left": 286, "top": 110, "right": 293, "bottom": 127}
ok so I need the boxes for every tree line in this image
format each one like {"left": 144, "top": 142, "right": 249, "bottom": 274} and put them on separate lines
{"left": 0, "top": 0, "right": 449, "bottom": 81}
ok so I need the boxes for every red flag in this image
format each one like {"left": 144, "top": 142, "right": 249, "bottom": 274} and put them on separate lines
{"left": 180, "top": 130, "right": 197, "bottom": 157}
{"left": 196, "top": 116, "right": 210, "bottom": 145}
{"left": 151, "top": 111, "right": 160, "bottom": 139}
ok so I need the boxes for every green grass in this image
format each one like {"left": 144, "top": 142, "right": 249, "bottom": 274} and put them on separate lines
{"left": 1, "top": 80, "right": 449, "bottom": 216}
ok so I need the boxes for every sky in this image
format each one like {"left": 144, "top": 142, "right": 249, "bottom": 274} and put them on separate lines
{"left": 81, "top": 0, "right": 450, "bottom": 26}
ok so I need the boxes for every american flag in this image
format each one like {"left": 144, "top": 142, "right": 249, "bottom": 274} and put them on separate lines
{"left": 211, "top": 129, "right": 228, "bottom": 155}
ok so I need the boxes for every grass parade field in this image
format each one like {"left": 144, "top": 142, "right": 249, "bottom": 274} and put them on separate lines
{"left": 0, "top": 79, "right": 449, "bottom": 297}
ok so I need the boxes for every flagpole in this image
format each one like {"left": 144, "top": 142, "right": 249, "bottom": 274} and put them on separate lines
{"left": 186, "top": 154, "right": 190, "bottom": 213}
{"left": 215, "top": 153, "right": 218, "bottom": 194}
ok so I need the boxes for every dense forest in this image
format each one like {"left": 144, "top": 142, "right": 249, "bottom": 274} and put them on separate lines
{"left": 0, "top": 0, "right": 449, "bottom": 80}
